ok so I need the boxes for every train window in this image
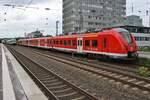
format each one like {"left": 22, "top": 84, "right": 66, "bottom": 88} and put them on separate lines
{"left": 85, "top": 40, "right": 90, "bottom": 47}
{"left": 60, "top": 40, "right": 62, "bottom": 45}
{"left": 64, "top": 40, "right": 67, "bottom": 45}
{"left": 56, "top": 40, "right": 59, "bottom": 44}
{"left": 68, "top": 40, "right": 71, "bottom": 46}
{"left": 114, "top": 28, "right": 132, "bottom": 44}
{"left": 104, "top": 38, "right": 107, "bottom": 48}
{"left": 55, "top": 40, "right": 57, "bottom": 44}
{"left": 92, "top": 40, "right": 97, "bottom": 47}
{"left": 72, "top": 40, "right": 76, "bottom": 46}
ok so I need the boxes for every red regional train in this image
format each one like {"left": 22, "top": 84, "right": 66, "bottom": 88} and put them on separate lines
{"left": 17, "top": 28, "right": 138, "bottom": 59}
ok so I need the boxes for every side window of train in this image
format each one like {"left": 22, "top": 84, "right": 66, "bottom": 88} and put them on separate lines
{"left": 56, "top": 40, "right": 58, "bottom": 44}
{"left": 60, "top": 40, "right": 62, "bottom": 45}
{"left": 72, "top": 40, "right": 76, "bottom": 46}
{"left": 68, "top": 40, "right": 71, "bottom": 46}
{"left": 85, "top": 40, "right": 90, "bottom": 47}
{"left": 64, "top": 40, "right": 67, "bottom": 46}
{"left": 92, "top": 40, "right": 97, "bottom": 47}
{"left": 104, "top": 38, "right": 107, "bottom": 48}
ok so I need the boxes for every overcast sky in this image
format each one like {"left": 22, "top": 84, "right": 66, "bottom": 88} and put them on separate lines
{"left": 0, "top": 0, "right": 149, "bottom": 38}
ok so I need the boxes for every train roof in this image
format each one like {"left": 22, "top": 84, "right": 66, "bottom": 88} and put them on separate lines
{"left": 54, "top": 28, "right": 117, "bottom": 38}
{"left": 18, "top": 28, "right": 118, "bottom": 41}
{"left": 19, "top": 37, "right": 51, "bottom": 41}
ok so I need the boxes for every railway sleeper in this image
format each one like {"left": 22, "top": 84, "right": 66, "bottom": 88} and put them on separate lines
{"left": 127, "top": 78, "right": 137, "bottom": 82}
{"left": 144, "top": 84, "right": 150, "bottom": 88}
{"left": 120, "top": 77, "right": 130, "bottom": 80}
{"left": 37, "top": 73, "right": 50, "bottom": 76}
{"left": 35, "top": 74, "right": 51, "bottom": 78}
{"left": 135, "top": 81, "right": 145, "bottom": 85}
{"left": 52, "top": 88, "right": 72, "bottom": 94}
{"left": 53, "top": 89, "right": 76, "bottom": 96}
{"left": 57, "top": 92, "right": 80, "bottom": 100}
{"left": 48, "top": 85, "right": 67, "bottom": 90}
{"left": 103, "top": 71, "right": 112, "bottom": 75}
{"left": 48, "top": 85, "right": 68, "bottom": 91}
{"left": 42, "top": 79, "right": 59, "bottom": 83}
{"left": 71, "top": 96, "right": 85, "bottom": 100}
{"left": 46, "top": 82, "right": 63, "bottom": 86}
{"left": 107, "top": 73, "right": 118, "bottom": 76}
{"left": 40, "top": 75, "right": 55, "bottom": 79}
{"left": 114, "top": 75, "right": 123, "bottom": 78}
{"left": 59, "top": 93, "right": 91, "bottom": 100}
{"left": 39, "top": 77, "right": 56, "bottom": 81}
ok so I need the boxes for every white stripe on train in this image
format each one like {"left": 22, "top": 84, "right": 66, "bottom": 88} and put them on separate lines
{"left": 26, "top": 45, "right": 128, "bottom": 57}
{"left": 53, "top": 47, "right": 127, "bottom": 57}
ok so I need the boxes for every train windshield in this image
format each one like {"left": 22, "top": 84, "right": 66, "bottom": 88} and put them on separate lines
{"left": 114, "top": 28, "right": 132, "bottom": 44}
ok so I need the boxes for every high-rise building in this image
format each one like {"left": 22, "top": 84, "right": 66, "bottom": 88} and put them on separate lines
{"left": 63, "top": 0, "right": 126, "bottom": 33}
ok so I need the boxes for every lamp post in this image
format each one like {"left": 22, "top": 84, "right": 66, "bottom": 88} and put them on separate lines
{"left": 56, "top": 20, "right": 59, "bottom": 36}
{"left": 139, "top": 9, "right": 150, "bottom": 27}
{"left": 149, "top": 9, "right": 150, "bottom": 27}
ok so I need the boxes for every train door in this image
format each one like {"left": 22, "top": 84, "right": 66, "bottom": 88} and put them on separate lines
{"left": 77, "top": 38, "right": 83, "bottom": 53}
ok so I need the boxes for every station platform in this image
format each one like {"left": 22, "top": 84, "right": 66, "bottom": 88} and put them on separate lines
{"left": 0, "top": 44, "right": 48, "bottom": 100}
{"left": 138, "top": 51, "right": 150, "bottom": 59}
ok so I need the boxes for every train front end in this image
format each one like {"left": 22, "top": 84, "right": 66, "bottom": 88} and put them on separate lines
{"left": 114, "top": 28, "right": 138, "bottom": 59}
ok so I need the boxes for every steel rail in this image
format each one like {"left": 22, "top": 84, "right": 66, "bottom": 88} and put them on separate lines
{"left": 32, "top": 50, "right": 150, "bottom": 93}
{"left": 32, "top": 50, "right": 150, "bottom": 83}
{"left": 8, "top": 46, "right": 98, "bottom": 100}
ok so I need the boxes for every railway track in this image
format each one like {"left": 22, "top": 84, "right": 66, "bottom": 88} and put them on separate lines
{"left": 30, "top": 49, "right": 150, "bottom": 94}
{"left": 8, "top": 47, "right": 98, "bottom": 100}
{"left": 33, "top": 48, "right": 137, "bottom": 73}
{"left": 20, "top": 45, "right": 137, "bottom": 74}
